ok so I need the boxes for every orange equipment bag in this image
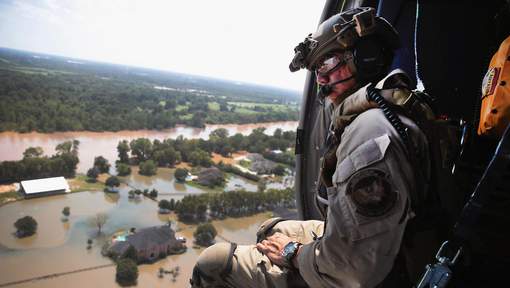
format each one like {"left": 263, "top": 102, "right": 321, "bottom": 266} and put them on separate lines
{"left": 478, "top": 36, "right": 510, "bottom": 137}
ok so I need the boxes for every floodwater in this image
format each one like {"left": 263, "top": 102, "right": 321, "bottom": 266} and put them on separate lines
{"left": 0, "top": 122, "right": 294, "bottom": 287}
{"left": 123, "top": 167, "right": 260, "bottom": 201}
{"left": 0, "top": 181, "right": 271, "bottom": 287}
{"left": 0, "top": 121, "right": 298, "bottom": 174}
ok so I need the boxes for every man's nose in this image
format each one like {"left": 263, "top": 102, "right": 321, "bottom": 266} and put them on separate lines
{"left": 316, "top": 74, "right": 329, "bottom": 85}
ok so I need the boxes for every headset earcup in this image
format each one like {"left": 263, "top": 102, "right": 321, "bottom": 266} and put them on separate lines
{"left": 353, "top": 37, "right": 387, "bottom": 83}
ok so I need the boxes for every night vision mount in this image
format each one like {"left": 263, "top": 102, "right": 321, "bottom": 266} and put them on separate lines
{"left": 289, "top": 7, "right": 392, "bottom": 73}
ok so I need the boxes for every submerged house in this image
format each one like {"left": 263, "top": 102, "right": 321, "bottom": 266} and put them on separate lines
{"left": 106, "top": 225, "right": 186, "bottom": 263}
{"left": 20, "top": 177, "right": 70, "bottom": 198}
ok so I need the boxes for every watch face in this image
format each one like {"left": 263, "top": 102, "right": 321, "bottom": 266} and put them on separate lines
{"left": 283, "top": 242, "right": 297, "bottom": 258}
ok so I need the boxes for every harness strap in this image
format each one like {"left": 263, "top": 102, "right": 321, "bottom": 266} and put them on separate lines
{"left": 220, "top": 243, "right": 237, "bottom": 279}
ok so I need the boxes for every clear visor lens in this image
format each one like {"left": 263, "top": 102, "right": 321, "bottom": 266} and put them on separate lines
{"left": 316, "top": 55, "right": 344, "bottom": 75}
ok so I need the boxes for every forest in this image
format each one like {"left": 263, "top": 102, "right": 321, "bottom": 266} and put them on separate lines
{"left": 0, "top": 48, "right": 300, "bottom": 132}
{"left": 0, "top": 140, "right": 80, "bottom": 183}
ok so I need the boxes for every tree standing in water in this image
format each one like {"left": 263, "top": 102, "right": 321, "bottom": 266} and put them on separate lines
{"left": 62, "top": 206, "right": 70, "bottom": 221}
{"left": 90, "top": 213, "right": 108, "bottom": 234}
{"left": 14, "top": 216, "right": 37, "bottom": 238}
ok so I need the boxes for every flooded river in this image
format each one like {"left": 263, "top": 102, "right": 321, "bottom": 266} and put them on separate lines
{"left": 0, "top": 121, "right": 298, "bottom": 173}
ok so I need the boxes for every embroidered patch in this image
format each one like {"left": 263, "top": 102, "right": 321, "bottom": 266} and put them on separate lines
{"left": 346, "top": 169, "right": 396, "bottom": 217}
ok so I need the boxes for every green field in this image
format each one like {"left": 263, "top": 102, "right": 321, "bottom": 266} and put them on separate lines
{"left": 208, "top": 102, "right": 220, "bottom": 111}
{"left": 228, "top": 101, "right": 298, "bottom": 112}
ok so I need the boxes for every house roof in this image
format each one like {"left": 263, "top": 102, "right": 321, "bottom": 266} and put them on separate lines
{"left": 197, "top": 167, "right": 224, "bottom": 186}
{"left": 126, "top": 225, "right": 178, "bottom": 251}
{"left": 20, "top": 177, "right": 70, "bottom": 194}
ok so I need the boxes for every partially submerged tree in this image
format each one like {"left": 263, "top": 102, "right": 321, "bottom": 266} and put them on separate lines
{"left": 14, "top": 216, "right": 37, "bottom": 238}
{"left": 105, "top": 176, "right": 121, "bottom": 188}
{"left": 116, "top": 258, "right": 138, "bottom": 286}
{"left": 116, "top": 163, "right": 131, "bottom": 176}
{"left": 193, "top": 223, "right": 217, "bottom": 247}
{"left": 22, "top": 147, "right": 44, "bottom": 158}
{"left": 86, "top": 167, "right": 99, "bottom": 183}
{"left": 174, "top": 168, "right": 188, "bottom": 182}
{"left": 149, "top": 188, "right": 158, "bottom": 199}
{"left": 117, "top": 140, "right": 131, "bottom": 164}
{"left": 90, "top": 213, "right": 108, "bottom": 234}
{"left": 62, "top": 206, "right": 70, "bottom": 221}
{"left": 93, "top": 156, "right": 111, "bottom": 174}
{"left": 139, "top": 160, "right": 157, "bottom": 176}
{"left": 159, "top": 199, "right": 171, "bottom": 210}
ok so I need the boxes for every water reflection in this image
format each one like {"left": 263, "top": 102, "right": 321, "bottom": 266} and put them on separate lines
{"left": 121, "top": 167, "right": 263, "bottom": 203}
{"left": 225, "top": 175, "right": 258, "bottom": 192}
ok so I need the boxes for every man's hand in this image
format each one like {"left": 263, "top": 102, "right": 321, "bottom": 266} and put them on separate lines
{"left": 256, "top": 232, "right": 300, "bottom": 268}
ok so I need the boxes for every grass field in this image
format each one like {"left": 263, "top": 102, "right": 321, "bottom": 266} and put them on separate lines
{"left": 208, "top": 102, "right": 220, "bottom": 111}
{"left": 228, "top": 101, "right": 298, "bottom": 112}
{"left": 175, "top": 105, "right": 188, "bottom": 112}
{"left": 0, "top": 190, "right": 20, "bottom": 205}
{"left": 68, "top": 174, "right": 105, "bottom": 192}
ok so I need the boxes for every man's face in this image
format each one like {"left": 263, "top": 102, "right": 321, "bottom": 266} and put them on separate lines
{"left": 315, "top": 53, "right": 357, "bottom": 104}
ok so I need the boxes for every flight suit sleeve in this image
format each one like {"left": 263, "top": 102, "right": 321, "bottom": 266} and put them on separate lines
{"left": 296, "top": 110, "right": 420, "bottom": 288}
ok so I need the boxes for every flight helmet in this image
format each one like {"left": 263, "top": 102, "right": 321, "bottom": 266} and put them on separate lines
{"left": 289, "top": 7, "right": 400, "bottom": 85}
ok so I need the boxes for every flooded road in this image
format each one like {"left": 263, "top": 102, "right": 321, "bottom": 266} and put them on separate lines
{"left": 0, "top": 181, "right": 271, "bottom": 287}
{"left": 0, "top": 121, "right": 297, "bottom": 174}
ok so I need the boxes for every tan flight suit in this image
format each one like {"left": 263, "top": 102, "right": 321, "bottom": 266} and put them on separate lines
{"left": 193, "top": 71, "right": 430, "bottom": 288}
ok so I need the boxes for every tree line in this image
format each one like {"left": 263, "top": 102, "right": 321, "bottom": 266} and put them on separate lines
{"left": 0, "top": 141, "right": 79, "bottom": 183}
{"left": 117, "top": 128, "right": 296, "bottom": 170}
{"left": 0, "top": 68, "right": 298, "bottom": 133}
{"left": 171, "top": 188, "right": 295, "bottom": 223}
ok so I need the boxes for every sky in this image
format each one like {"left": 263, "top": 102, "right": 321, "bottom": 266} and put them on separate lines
{"left": 0, "top": 0, "right": 326, "bottom": 91}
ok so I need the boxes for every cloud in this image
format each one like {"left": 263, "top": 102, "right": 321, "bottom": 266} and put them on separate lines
{"left": 0, "top": 0, "right": 325, "bottom": 90}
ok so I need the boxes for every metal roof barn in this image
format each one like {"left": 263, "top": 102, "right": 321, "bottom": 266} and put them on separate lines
{"left": 20, "top": 177, "right": 70, "bottom": 198}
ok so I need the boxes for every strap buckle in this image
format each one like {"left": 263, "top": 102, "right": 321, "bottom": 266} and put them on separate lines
{"left": 416, "top": 241, "right": 462, "bottom": 288}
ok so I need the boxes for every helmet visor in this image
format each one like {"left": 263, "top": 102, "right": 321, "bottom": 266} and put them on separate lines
{"left": 315, "top": 54, "right": 346, "bottom": 77}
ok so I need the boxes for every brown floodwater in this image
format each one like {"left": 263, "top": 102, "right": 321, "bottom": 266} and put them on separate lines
{"left": 0, "top": 121, "right": 297, "bottom": 174}
{"left": 123, "top": 167, "right": 259, "bottom": 201}
{"left": 0, "top": 123, "right": 292, "bottom": 287}
{"left": 0, "top": 168, "right": 271, "bottom": 287}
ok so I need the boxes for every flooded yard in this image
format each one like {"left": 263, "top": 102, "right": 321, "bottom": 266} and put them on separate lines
{"left": 0, "top": 123, "right": 296, "bottom": 287}
{"left": 0, "top": 180, "right": 272, "bottom": 287}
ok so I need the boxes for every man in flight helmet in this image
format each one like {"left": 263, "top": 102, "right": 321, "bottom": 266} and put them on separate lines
{"left": 191, "top": 7, "right": 430, "bottom": 288}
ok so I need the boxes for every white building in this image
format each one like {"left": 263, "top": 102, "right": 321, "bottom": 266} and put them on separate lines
{"left": 20, "top": 177, "right": 70, "bottom": 198}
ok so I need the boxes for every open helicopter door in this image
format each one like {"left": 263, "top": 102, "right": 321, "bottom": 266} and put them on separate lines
{"left": 295, "top": 0, "right": 510, "bottom": 220}
{"left": 294, "top": 0, "right": 510, "bottom": 286}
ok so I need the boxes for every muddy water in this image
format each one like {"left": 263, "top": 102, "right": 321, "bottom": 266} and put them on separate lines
{"left": 0, "top": 121, "right": 297, "bottom": 174}
{"left": 123, "top": 167, "right": 260, "bottom": 202}
{"left": 0, "top": 175, "right": 271, "bottom": 287}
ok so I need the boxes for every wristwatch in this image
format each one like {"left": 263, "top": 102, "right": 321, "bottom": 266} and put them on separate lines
{"left": 281, "top": 241, "right": 302, "bottom": 269}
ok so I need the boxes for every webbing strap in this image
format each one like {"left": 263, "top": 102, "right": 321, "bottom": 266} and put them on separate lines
{"left": 220, "top": 243, "right": 237, "bottom": 279}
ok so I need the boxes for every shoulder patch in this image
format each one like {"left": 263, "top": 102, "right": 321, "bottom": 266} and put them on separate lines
{"left": 346, "top": 168, "right": 396, "bottom": 217}
{"left": 333, "top": 134, "right": 391, "bottom": 183}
